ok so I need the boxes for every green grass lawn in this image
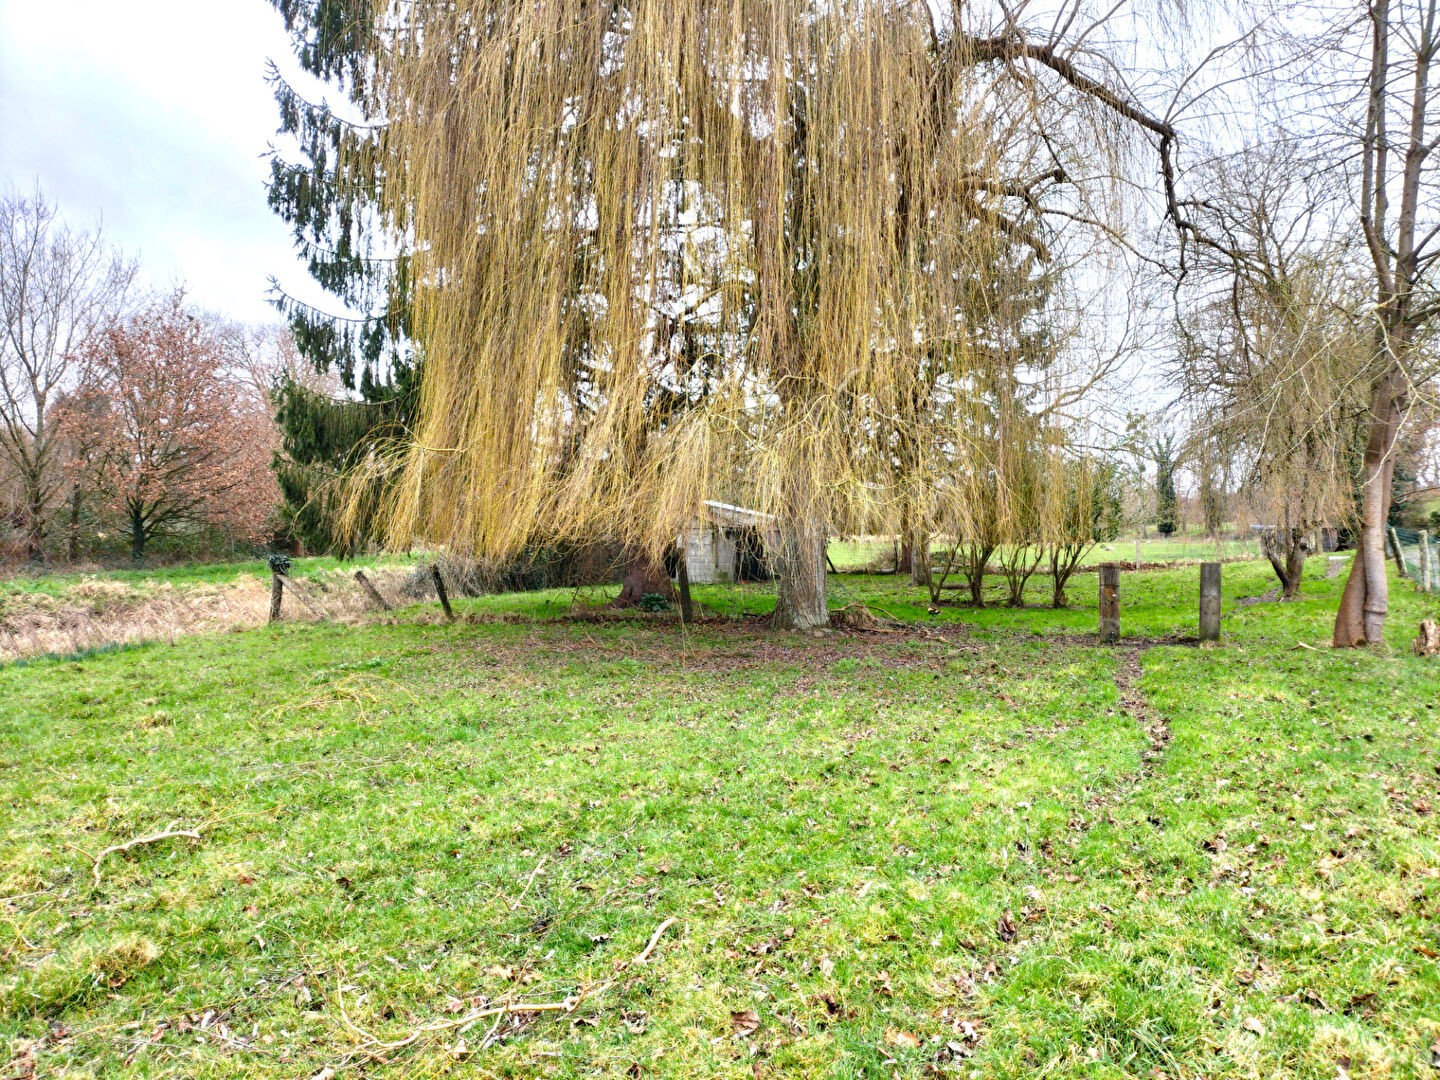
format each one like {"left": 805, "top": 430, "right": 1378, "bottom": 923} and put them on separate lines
{"left": 829, "top": 537, "right": 1261, "bottom": 574}
{"left": 4, "top": 560, "right": 1440, "bottom": 1078}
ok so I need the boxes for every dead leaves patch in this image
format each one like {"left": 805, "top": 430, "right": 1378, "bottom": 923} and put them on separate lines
{"left": 730, "top": 1009, "right": 761, "bottom": 1038}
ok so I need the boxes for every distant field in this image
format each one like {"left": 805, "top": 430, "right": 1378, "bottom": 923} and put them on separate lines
{"left": 4, "top": 560, "right": 1439, "bottom": 1078}
{"left": 829, "top": 536, "right": 1262, "bottom": 573}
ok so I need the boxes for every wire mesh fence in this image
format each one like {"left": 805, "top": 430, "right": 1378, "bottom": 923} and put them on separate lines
{"left": 1392, "top": 527, "right": 1440, "bottom": 592}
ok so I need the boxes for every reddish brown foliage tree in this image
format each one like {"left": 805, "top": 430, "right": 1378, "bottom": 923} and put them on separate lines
{"left": 65, "top": 295, "right": 278, "bottom": 560}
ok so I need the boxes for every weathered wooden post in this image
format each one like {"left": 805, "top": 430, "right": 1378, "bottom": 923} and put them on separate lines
{"left": 354, "top": 569, "right": 393, "bottom": 611}
{"left": 677, "top": 556, "right": 694, "bottom": 626}
{"left": 267, "top": 552, "right": 290, "bottom": 623}
{"left": 1422, "top": 530, "right": 1433, "bottom": 592}
{"left": 431, "top": 564, "right": 455, "bottom": 620}
{"left": 1099, "top": 565, "right": 1121, "bottom": 644}
{"left": 1199, "top": 561, "right": 1222, "bottom": 643}
{"left": 1390, "top": 526, "right": 1409, "bottom": 577}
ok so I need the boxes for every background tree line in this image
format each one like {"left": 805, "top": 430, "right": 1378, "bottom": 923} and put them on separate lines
{"left": 0, "top": 189, "right": 297, "bottom": 564}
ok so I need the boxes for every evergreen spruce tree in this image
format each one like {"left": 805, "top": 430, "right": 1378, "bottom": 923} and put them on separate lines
{"left": 1154, "top": 436, "right": 1179, "bottom": 537}
{"left": 266, "top": 0, "right": 413, "bottom": 554}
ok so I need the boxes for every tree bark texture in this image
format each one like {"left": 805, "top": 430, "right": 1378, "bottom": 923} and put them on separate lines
{"left": 1335, "top": 361, "right": 1406, "bottom": 646}
{"left": 772, "top": 516, "right": 829, "bottom": 630}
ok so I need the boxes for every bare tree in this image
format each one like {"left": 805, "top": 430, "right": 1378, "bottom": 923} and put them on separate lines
{"left": 1329, "top": 0, "right": 1440, "bottom": 643}
{"left": 1175, "top": 146, "right": 1373, "bottom": 599}
{"left": 0, "top": 189, "right": 133, "bottom": 562}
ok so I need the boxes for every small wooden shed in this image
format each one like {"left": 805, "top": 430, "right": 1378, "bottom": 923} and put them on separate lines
{"left": 679, "top": 501, "right": 780, "bottom": 584}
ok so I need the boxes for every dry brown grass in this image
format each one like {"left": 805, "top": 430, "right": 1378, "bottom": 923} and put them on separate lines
{"left": 0, "top": 567, "right": 414, "bottom": 664}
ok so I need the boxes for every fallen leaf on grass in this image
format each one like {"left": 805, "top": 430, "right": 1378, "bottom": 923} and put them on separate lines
{"left": 731, "top": 1010, "right": 760, "bottom": 1037}
{"left": 1242, "top": 1017, "right": 1265, "bottom": 1036}
{"left": 884, "top": 1029, "right": 920, "bottom": 1050}
{"left": 996, "top": 912, "right": 1018, "bottom": 943}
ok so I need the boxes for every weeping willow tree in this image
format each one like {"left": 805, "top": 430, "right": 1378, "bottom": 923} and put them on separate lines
{"left": 350, "top": 0, "right": 1168, "bottom": 627}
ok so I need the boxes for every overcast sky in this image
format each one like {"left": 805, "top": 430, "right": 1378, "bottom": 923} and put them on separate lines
{"left": 0, "top": 0, "right": 325, "bottom": 324}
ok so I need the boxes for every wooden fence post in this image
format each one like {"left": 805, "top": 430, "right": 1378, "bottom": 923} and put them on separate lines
{"left": 269, "top": 573, "right": 284, "bottom": 623}
{"left": 1422, "top": 530, "right": 1433, "bottom": 592}
{"left": 677, "top": 556, "right": 694, "bottom": 625}
{"left": 1099, "top": 565, "right": 1121, "bottom": 644}
{"left": 431, "top": 564, "right": 455, "bottom": 620}
{"left": 1390, "top": 526, "right": 1409, "bottom": 577}
{"left": 354, "top": 569, "right": 393, "bottom": 611}
{"left": 1199, "top": 562, "right": 1222, "bottom": 643}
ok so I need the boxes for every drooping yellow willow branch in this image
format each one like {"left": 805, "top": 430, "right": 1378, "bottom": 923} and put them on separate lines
{"left": 350, "top": 0, "right": 1122, "bottom": 589}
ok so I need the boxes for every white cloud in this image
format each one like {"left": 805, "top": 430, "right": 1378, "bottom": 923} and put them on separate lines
{"left": 0, "top": 0, "right": 331, "bottom": 323}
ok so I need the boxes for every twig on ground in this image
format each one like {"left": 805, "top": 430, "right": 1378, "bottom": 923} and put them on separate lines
{"left": 91, "top": 827, "right": 204, "bottom": 886}
{"left": 328, "top": 914, "right": 681, "bottom": 1068}
{"left": 629, "top": 917, "right": 677, "bottom": 965}
{"left": 509, "top": 855, "right": 547, "bottom": 909}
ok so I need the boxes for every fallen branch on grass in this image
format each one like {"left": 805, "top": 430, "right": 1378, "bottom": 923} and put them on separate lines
{"left": 331, "top": 915, "right": 680, "bottom": 1066}
{"left": 629, "top": 916, "right": 677, "bottom": 966}
{"left": 509, "top": 855, "right": 547, "bottom": 910}
{"left": 91, "top": 827, "right": 204, "bottom": 886}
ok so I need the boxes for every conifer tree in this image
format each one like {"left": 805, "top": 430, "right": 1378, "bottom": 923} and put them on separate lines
{"left": 265, "top": 0, "right": 414, "bottom": 553}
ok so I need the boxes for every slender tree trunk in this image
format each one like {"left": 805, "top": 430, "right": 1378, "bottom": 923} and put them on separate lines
{"left": 1335, "top": 360, "right": 1406, "bottom": 646}
{"left": 21, "top": 480, "right": 46, "bottom": 563}
{"left": 965, "top": 545, "right": 993, "bottom": 607}
{"left": 130, "top": 505, "right": 146, "bottom": 562}
{"left": 773, "top": 516, "right": 829, "bottom": 630}
{"left": 66, "top": 485, "right": 82, "bottom": 562}
{"left": 1282, "top": 542, "right": 1308, "bottom": 600}
{"left": 614, "top": 546, "right": 676, "bottom": 608}
{"left": 910, "top": 529, "right": 930, "bottom": 587}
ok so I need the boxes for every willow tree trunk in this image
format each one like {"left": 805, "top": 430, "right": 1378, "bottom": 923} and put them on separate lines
{"left": 1264, "top": 529, "right": 1310, "bottom": 600}
{"left": 614, "top": 547, "right": 676, "bottom": 608}
{"left": 773, "top": 517, "right": 829, "bottom": 630}
{"left": 910, "top": 529, "right": 930, "bottom": 588}
{"left": 1334, "top": 361, "right": 1407, "bottom": 646}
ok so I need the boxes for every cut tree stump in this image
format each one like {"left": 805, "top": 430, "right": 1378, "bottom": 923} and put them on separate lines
{"left": 1414, "top": 619, "right": 1440, "bottom": 657}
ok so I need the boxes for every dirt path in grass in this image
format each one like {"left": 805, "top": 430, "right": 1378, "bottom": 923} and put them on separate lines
{"left": 1114, "top": 645, "right": 1170, "bottom": 776}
